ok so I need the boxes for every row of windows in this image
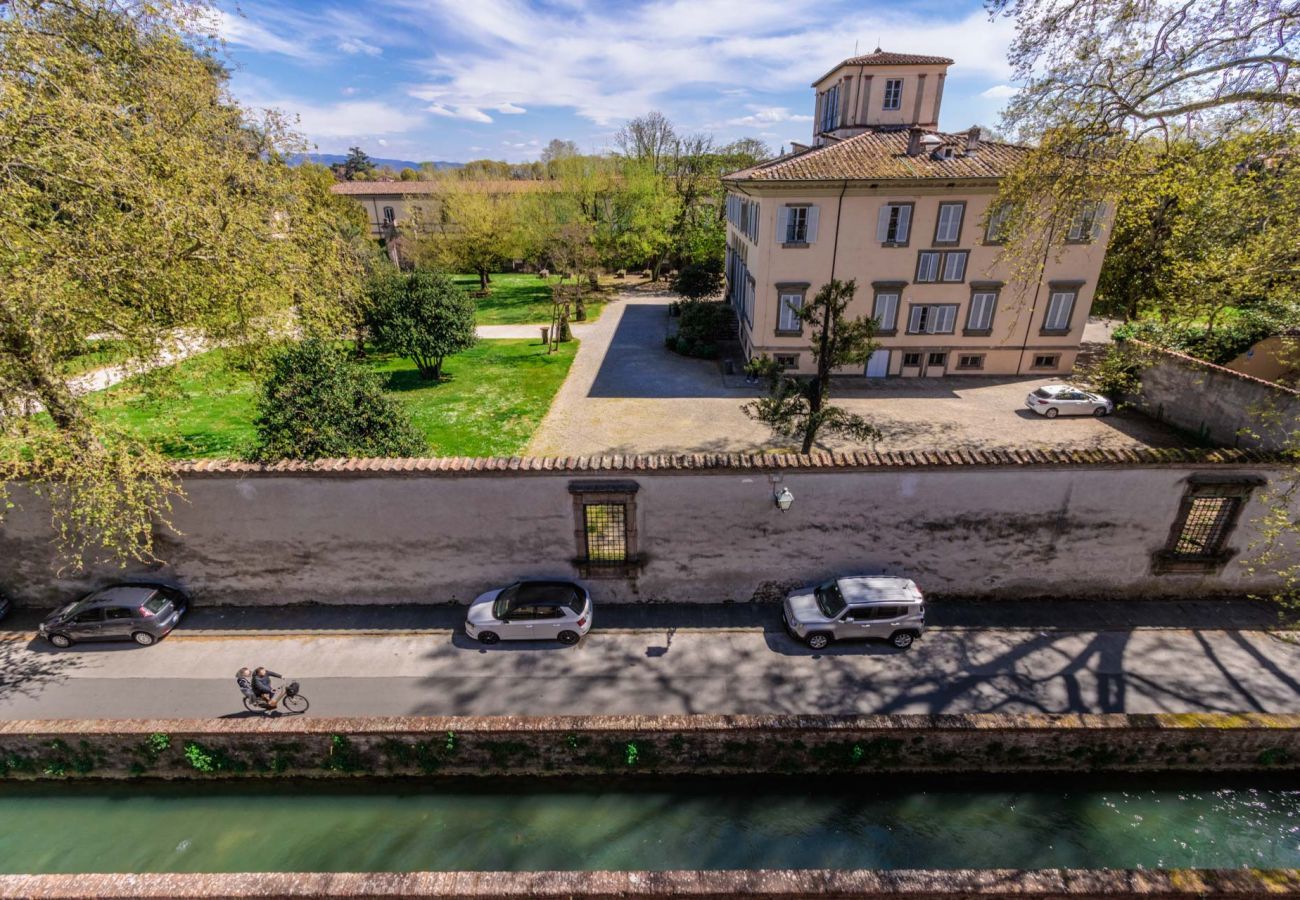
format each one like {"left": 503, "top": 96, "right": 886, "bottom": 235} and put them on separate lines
{"left": 774, "top": 286, "right": 1080, "bottom": 337}
{"left": 725, "top": 194, "right": 759, "bottom": 243}
{"left": 818, "top": 77, "right": 905, "bottom": 132}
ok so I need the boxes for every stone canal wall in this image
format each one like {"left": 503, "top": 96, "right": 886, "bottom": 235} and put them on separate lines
{"left": 1, "top": 713, "right": 1298, "bottom": 779}
{"left": 2, "top": 449, "right": 1296, "bottom": 606}
{"left": 2, "top": 868, "right": 1298, "bottom": 899}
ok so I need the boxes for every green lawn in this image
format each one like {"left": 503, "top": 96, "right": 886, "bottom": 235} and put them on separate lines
{"left": 87, "top": 339, "right": 577, "bottom": 459}
{"left": 453, "top": 272, "right": 607, "bottom": 326}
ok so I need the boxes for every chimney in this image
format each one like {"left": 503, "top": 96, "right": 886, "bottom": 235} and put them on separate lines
{"left": 906, "top": 127, "right": 924, "bottom": 156}
{"left": 965, "top": 127, "right": 982, "bottom": 152}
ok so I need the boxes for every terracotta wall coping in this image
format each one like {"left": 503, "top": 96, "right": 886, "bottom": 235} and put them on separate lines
{"left": 161, "top": 447, "right": 1282, "bottom": 478}
{"left": 3, "top": 712, "right": 1298, "bottom": 737}
{"left": 1131, "top": 338, "right": 1300, "bottom": 397}
{"left": 1, "top": 868, "right": 1296, "bottom": 898}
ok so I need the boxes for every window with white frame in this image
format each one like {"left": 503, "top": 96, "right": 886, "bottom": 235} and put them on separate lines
{"left": 966, "top": 290, "right": 998, "bottom": 332}
{"left": 984, "top": 202, "right": 1013, "bottom": 243}
{"left": 876, "top": 202, "right": 913, "bottom": 244}
{"left": 872, "top": 291, "right": 900, "bottom": 333}
{"left": 1043, "top": 289, "right": 1077, "bottom": 332}
{"left": 907, "top": 304, "right": 958, "bottom": 334}
{"left": 940, "top": 251, "right": 968, "bottom": 283}
{"left": 382, "top": 206, "right": 396, "bottom": 224}
{"left": 1066, "top": 201, "right": 1102, "bottom": 241}
{"left": 777, "top": 291, "right": 804, "bottom": 333}
{"left": 934, "top": 202, "right": 964, "bottom": 244}
{"left": 882, "top": 78, "right": 903, "bottom": 110}
{"left": 785, "top": 206, "right": 807, "bottom": 243}
{"left": 915, "top": 251, "right": 941, "bottom": 282}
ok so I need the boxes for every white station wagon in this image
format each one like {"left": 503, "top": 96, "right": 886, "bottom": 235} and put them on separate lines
{"left": 465, "top": 580, "right": 592, "bottom": 645}
{"left": 1025, "top": 384, "right": 1114, "bottom": 418}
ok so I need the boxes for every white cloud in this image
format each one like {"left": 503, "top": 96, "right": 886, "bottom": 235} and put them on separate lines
{"left": 207, "top": 9, "right": 316, "bottom": 60}
{"left": 251, "top": 98, "right": 424, "bottom": 139}
{"left": 494, "top": 102, "right": 528, "bottom": 114}
{"left": 337, "top": 38, "right": 383, "bottom": 56}
{"left": 377, "top": 138, "right": 389, "bottom": 147}
{"left": 426, "top": 103, "right": 495, "bottom": 123}
{"left": 340, "top": 86, "right": 360, "bottom": 96}
{"left": 724, "top": 106, "right": 813, "bottom": 127}
{"left": 981, "top": 84, "right": 1019, "bottom": 99}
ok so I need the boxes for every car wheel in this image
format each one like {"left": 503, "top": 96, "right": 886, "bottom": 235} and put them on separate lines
{"left": 48, "top": 633, "right": 72, "bottom": 649}
{"left": 557, "top": 630, "right": 580, "bottom": 645}
{"left": 132, "top": 631, "right": 156, "bottom": 646}
{"left": 477, "top": 631, "right": 500, "bottom": 645}
{"left": 805, "top": 632, "right": 831, "bottom": 650}
{"left": 1044, "top": 407, "right": 1059, "bottom": 418}
{"left": 1093, "top": 406, "right": 1108, "bottom": 417}
{"left": 890, "top": 631, "right": 915, "bottom": 650}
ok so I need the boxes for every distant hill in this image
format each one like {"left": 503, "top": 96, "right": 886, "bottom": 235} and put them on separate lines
{"left": 291, "top": 153, "right": 463, "bottom": 172}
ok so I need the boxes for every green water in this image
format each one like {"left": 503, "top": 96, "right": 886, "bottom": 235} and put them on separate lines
{"left": 1, "top": 778, "right": 1298, "bottom": 873}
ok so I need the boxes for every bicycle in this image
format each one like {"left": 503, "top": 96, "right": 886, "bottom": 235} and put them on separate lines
{"left": 243, "top": 679, "right": 310, "bottom": 715}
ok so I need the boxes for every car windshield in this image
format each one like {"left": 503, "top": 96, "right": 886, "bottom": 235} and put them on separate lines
{"left": 492, "top": 585, "right": 519, "bottom": 620}
{"left": 814, "top": 581, "right": 847, "bottom": 618}
{"left": 141, "top": 592, "right": 168, "bottom": 614}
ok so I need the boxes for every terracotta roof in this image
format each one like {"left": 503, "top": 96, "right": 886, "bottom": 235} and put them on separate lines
{"left": 723, "top": 129, "right": 1029, "bottom": 183}
{"left": 167, "top": 447, "right": 1275, "bottom": 477}
{"left": 329, "top": 179, "right": 556, "bottom": 196}
{"left": 814, "top": 49, "right": 954, "bottom": 85}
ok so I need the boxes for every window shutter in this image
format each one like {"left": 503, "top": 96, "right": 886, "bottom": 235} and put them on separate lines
{"left": 896, "top": 205, "right": 911, "bottom": 242}
{"left": 908, "top": 306, "right": 924, "bottom": 333}
{"left": 1090, "top": 202, "right": 1106, "bottom": 239}
{"left": 752, "top": 204, "right": 759, "bottom": 242}
{"left": 876, "top": 205, "right": 891, "bottom": 242}
{"left": 776, "top": 207, "right": 789, "bottom": 243}
{"left": 806, "top": 205, "right": 819, "bottom": 243}
{"left": 940, "top": 306, "right": 956, "bottom": 333}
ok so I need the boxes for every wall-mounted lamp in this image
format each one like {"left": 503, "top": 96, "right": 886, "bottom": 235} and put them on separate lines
{"left": 774, "top": 486, "right": 795, "bottom": 511}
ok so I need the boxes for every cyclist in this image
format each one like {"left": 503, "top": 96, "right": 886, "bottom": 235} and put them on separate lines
{"left": 253, "top": 666, "right": 282, "bottom": 709}
{"left": 235, "top": 667, "right": 257, "bottom": 704}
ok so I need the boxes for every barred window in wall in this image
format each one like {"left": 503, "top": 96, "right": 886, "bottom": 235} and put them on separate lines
{"left": 583, "top": 503, "right": 629, "bottom": 564}
{"left": 1170, "top": 496, "right": 1241, "bottom": 559}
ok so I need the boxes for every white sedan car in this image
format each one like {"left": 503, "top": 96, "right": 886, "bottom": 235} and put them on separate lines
{"left": 1026, "top": 384, "right": 1114, "bottom": 418}
{"left": 464, "top": 580, "right": 592, "bottom": 645}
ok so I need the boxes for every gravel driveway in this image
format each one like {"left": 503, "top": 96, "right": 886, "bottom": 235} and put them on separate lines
{"left": 527, "top": 292, "right": 1189, "bottom": 457}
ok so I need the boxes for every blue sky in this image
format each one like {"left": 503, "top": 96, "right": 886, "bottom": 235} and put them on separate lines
{"left": 213, "top": 0, "right": 1021, "bottom": 163}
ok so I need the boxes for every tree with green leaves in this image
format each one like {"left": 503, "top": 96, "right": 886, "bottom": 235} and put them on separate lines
{"left": 0, "top": 0, "right": 367, "bottom": 569}
{"left": 424, "top": 187, "right": 524, "bottom": 290}
{"left": 366, "top": 271, "right": 478, "bottom": 381}
{"left": 744, "top": 280, "right": 881, "bottom": 454}
{"left": 251, "top": 339, "right": 424, "bottom": 461}
{"left": 334, "top": 146, "right": 376, "bottom": 181}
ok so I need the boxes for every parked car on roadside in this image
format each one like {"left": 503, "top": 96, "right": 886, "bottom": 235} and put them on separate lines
{"left": 465, "top": 580, "right": 592, "bottom": 645}
{"left": 39, "top": 583, "right": 190, "bottom": 648}
{"left": 783, "top": 576, "right": 925, "bottom": 650}
{"left": 1025, "top": 384, "right": 1114, "bottom": 418}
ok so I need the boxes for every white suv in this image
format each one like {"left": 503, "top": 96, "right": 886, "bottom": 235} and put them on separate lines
{"left": 783, "top": 576, "right": 925, "bottom": 650}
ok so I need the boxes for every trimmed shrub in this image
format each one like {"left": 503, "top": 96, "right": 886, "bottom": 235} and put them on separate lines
{"left": 672, "top": 261, "right": 724, "bottom": 300}
{"left": 667, "top": 300, "right": 732, "bottom": 359}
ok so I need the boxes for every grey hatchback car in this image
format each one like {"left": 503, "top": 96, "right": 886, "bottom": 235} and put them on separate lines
{"left": 39, "top": 585, "right": 187, "bottom": 648}
{"left": 783, "top": 575, "right": 925, "bottom": 650}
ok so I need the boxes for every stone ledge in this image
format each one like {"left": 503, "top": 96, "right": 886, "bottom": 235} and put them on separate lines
{"left": 165, "top": 446, "right": 1278, "bottom": 478}
{"left": 3, "top": 712, "right": 1299, "bottom": 737}
{"left": 1, "top": 869, "right": 1297, "bottom": 898}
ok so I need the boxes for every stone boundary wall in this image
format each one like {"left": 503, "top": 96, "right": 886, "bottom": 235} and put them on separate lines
{"left": 2, "top": 714, "right": 1298, "bottom": 780}
{"left": 4, "top": 452, "right": 1294, "bottom": 605}
{"left": 1128, "top": 340, "right": 1300, "bottom": 451}
{"left": 2, "top": 868, "right": 1298, "bottom": 899}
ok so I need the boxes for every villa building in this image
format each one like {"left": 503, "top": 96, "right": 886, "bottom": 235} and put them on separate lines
{"left": 721, "top": 50, "right": 1110, "bottom": 378}
{"left": 330, "top": 180, "right": 555, "bottom": 240}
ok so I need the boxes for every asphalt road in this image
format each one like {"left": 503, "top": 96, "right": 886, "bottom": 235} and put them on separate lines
{"left": 2, "top": 623, "right": 1299, "bottom": 719}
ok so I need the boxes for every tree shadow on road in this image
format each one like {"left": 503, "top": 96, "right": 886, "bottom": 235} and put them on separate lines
{"left": 0, "top": 637, "right": 85, "bottom": 705}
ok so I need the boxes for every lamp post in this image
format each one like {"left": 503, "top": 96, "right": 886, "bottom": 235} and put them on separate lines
{"left": 774, "top": 486, "right": 794, "bottom": 511}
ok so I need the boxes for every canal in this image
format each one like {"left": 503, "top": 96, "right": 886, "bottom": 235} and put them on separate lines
{"left": 1, "top": 777, "right": 1298, "bottom": 873}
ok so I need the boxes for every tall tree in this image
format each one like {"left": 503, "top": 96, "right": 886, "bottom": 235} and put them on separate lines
{"left": 366, "top": 271, "right": 478, "bottom": 381}
{"left": 540, "top": 138, "right": 580, "bottom": 168}
{"left": 334, "top": 146, "right": 376, "bottom": 181}
{"left": 744, "top": 280, "right": 881, "bottom": 454}
{"left": 0, "top": 0, "right": 366, "bottom": 568}
{"left": 615, "top": 111, "right": 678, "bottom": 172}
{"left": 424, "top": 187, "right": 525, "bottom": 290}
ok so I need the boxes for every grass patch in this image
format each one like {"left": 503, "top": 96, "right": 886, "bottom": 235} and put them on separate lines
{"left": 86, "top": 339, "right": 576, "bottom": 459}
{"left": 58, "top": 338, "right": 131, "bottom": 376}
{"left": 454, "top": 272, "right": 607, "bottom": 326}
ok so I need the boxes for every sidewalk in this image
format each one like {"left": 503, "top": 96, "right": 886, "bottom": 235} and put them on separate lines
{"left": 2, "top": 598, "right": 1289, "bottom": 637}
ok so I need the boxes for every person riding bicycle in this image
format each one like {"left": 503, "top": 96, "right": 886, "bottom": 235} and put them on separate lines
{"left": 235, "top": 667, "right": 257, "bottom": 703}
{"left": 252, "top": 667, "right": 282, "bottom": 709}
